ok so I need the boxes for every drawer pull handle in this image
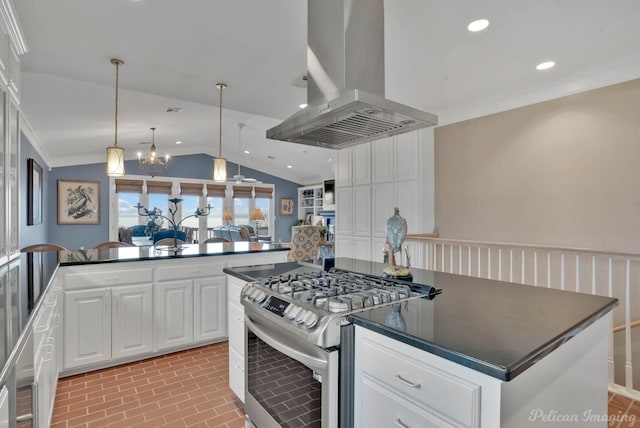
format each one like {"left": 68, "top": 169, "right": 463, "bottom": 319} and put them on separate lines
{"left": 394, "top": 418, "right": 410, "bottom": 428}
{"left": 395, "top": 373, "right": 421, "bottom": 389}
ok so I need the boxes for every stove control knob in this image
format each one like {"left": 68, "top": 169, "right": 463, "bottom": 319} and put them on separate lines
{"left": 255, "top": 291, "right": 267, "bottom": 303}
{"left": 286, "top": 305, "right": 302, "bottom": 320}
{"left": 295, "top": 310, "right": 308, "bottom": 324}
{"left": 248, "top": 287, "right": 260, "bottom": 300}
{"left": 303, "top": 312, "right": 319, "bottom": 328}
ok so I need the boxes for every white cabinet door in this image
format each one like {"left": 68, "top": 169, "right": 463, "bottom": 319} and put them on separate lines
{"left": 64, "top": 288, "right": 111, "bottom": 369}
{"left": 372, "top": 183, "right": 394, "bottom": 237}
{"left": 352, "top": 186, "right": 371, "bottom": 237}
{"left": 335, "top": 236, "right": 353, "bottom": 258}
{"left": 155, "top": 280, "right": 194, "bottom": 351}
{"left": 395, "top": 131, "right": 420, "bottom": 182}
{"left": 395, "top": 180, "right": 420, "bottom": 234}
{"left": 372, "top": 137, "right": 394, "bottom": 183}
{"left": 336, "top": 147, "right": 352, "bottom": 186}
{"left": 353, "top": 237, "right": 372, "bottom": 261}
{"left": 0, "top": 386, "right": 8, "bottom": 428}
{"left": 112, "top": 284, "right": 154, "bottom": 359}
{"left": 194, "top": 276, "right": 227, "bottom": 343}
{"left": 352, "top": 143, "right": 371, "bottom": 186}
{"left": 336, "top": 187, "right": 353, "bottom": 236}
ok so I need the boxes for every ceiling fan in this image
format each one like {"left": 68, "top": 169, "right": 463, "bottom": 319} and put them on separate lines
{"left": 231, "top": 123, "right": 261, "bottom": 184}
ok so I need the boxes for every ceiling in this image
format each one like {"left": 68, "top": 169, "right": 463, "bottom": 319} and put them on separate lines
{"left": 13, "top": 0, "right": 640, "bottom": 184}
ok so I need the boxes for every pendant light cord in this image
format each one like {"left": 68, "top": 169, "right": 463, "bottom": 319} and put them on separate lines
{"left": 218, "top": 84, "right": 224, "bottom": 158}
{"left": 111, "top": 58, "right": 124, "bottom": 148}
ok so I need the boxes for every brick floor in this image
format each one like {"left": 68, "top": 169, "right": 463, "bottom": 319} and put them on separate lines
{"left": 51, "top": 342, "right": 244, "bottom": 428}
{"left": 51, "top": 342, "right": 639, "bottom": 427}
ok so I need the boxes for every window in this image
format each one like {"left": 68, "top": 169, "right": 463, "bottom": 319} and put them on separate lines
{"left": 110, "top": 177, "right": 275, "bottom": 243}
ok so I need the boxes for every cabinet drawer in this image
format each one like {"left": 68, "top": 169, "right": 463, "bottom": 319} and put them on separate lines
{"left": 358, "top": 376, "right": 453, "bottom": 428}
{"left": 361, "top": 338, "right": 480, "bottom": 428}
{"left": 228, "top": 301, "right": 244, "bottom": 353}
{"left": 157, "top": 261, "right": 226, "bottom": 281}
{"left": 228, "top": 278, "right": 245, "bottom": 304}
{"left": 64, "top": 268, "right": 152, "bottom": 290}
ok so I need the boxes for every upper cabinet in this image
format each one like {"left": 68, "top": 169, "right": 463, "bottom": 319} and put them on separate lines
{"left": 0, "top": 0, "right": 26, "bottom": 263}
{"left": 372, "top": 133, "right": 420, "bottom": 183}
{"left": 336, "top": 143, "right": 371, "bottom": 187}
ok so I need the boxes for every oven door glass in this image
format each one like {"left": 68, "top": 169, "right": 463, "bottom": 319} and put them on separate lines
{"left": 245, "top": 314, "right": 338, "bottom": 428}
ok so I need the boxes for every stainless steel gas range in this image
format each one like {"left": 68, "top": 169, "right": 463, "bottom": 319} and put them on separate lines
{"left": 241, "top": 268, "right": 441, "bottom": 428}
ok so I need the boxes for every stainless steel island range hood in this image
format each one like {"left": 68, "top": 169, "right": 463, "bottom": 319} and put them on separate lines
{"left": 266, "top": 0, "right": 437, "bottom": 149}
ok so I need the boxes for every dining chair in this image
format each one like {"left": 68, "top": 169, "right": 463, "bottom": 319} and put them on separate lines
{"left": 93, "top": 241, "right": 133, "bottom": 249}
{"left": 152, "top": 229, "right": 187, "bottom": 245}
{"left": 202, "top": 237, "right": 231, "bottom": 244}
{"left": 154, "top": 238, "right": 186, "bottom": 247}
{"left": 20, "top": 243, "right": 68, "bottom": 252}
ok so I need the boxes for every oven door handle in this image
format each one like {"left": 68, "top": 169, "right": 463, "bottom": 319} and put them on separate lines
{"left": 245, "top": 315, "right": 328, "bottom": 372}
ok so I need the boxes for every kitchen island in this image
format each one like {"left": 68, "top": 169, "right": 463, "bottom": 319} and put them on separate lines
{"left": 224, "top": 258, "right": 617, "bottom": 428}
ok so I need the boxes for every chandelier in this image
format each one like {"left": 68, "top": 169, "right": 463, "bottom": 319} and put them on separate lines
{"left": 213, "top": 82, "right": 227, "bottom": 182}
{"left": 106, "top": 58, "right": 125, "bottom": 176}
{"left": 138, "top": 127, "right": 169, "bottom": 177}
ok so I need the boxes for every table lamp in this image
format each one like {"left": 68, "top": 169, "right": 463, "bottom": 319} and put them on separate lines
{"left": 250, "top": 208, "right": 264, "bottom": 240}
{"left": 223, "top": 210, "right": 233, "bottom": 225}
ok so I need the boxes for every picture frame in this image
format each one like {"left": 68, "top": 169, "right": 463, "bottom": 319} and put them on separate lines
{"left": 304, "top": 212, "right": 313, "bottom": 225}
{"left": 58, "top": 179, "right": 100, "bottom": 225}
{"left": 27, "top": 158, "right": 43, "bottom": 225}
{"left": 280, "top": 197, "right": 294, "bottom": 216}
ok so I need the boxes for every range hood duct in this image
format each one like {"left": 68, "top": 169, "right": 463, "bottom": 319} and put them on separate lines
{"left": 266, "top": 0, "right": 437, "bottom": 149}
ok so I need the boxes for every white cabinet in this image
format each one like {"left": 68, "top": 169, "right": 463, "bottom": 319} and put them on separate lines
{"left": 34, "top": 278, "right": 62, "bottom": 428}
{"left": 155, "top": 280, "right": 193, "bottom": 350}
{"left": 355, "top": 315, "right": 611, "bottom": 428}
{"left": 194, "top": 277, "right": 226, "bottom": 343}
{"left": 335, "top": 187, "right": 353, "bottom": 236}
{"left": 352, "top": 186, "right": 371, "bottom": 236}
{"left": 227, "top": 275, "right": 247, "bottom": 402}
{"left": 62, "top": 265, "right": 154, "bottom": 371}
{"left": 112, "top": 284, "right": 154, "bottom": 359}
{"left": 0, "top": 386, "right": 7, "bottom": 428}
{"left": 156, "top": 261, "right": 228, "bottom": 351}
{"left": 64, "top": 288, "right": 111, "bottom": 369}
{"left": 337, "top": 144, "right": 371, "bottom": 187}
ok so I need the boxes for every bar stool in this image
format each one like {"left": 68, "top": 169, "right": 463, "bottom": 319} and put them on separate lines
{"left": 93, "top": 241, "right": 133, "bottom": 249}
{"left": 20, "top": 243, "right": 68, "bottom": 252}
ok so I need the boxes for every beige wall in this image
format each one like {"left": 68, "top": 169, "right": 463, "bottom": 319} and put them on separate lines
{"left": 434, "top": 78, "right": 640, "bottom": 253}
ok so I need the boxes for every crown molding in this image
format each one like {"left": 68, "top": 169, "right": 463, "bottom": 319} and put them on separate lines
{"left": 0, "top": 0, "right": 27, "bottom": 54}
{"left": 19, "top": 109, "right": 51, "bottom": 165}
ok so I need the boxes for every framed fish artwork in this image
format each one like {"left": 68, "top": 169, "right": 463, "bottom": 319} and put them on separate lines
{"left": 57, "top": 179, "right": 100, "bottom": 225}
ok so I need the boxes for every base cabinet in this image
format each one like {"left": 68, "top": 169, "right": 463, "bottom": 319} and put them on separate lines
{"left": 112, "top": 284, "right": 154, "bottom": 359}
{"left": 64, "top": 288, "right": 111, "bottom": 369}
{"left": 155, "top": 280, "right": 194, "bottom": 351}
{"left": 226, "top": 275, "right": 246, "bottom": 402}
{"left": 355, "top": 314, "right": 611, "bottom": 427}
{"left": 194, "top": 277, "right": 226, "bottom": 343}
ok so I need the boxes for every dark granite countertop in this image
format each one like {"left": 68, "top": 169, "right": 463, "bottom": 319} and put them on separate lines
{"left": 59, "top": 242, "right": 289, "bottom": 266}
{"left": 224, "top": 258, "right": 618, "bottom": 381}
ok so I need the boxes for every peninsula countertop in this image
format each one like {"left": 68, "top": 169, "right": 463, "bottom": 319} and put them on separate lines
{"left": 224, "top": 257, "right": 618, "bottom": 381}
{"left": 59, "top": 241, "right": 290, "bottom": 266}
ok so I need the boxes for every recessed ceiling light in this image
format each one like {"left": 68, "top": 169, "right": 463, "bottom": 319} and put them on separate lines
{"left": 244, "top": 150, "right": 250, "bottom": 154}
{"left": 299, "top": 103, "right": 308, "bottom": 109}
{"left": 175, "top": 141, "right": 182, "bottom": 145}
{"left": 467, "top": 19, "right": 489, "bottom": 32}
{"left": 536, "top": 61, "right": 555, "bottom": 70}
{"left": 327, "top": 158, "right": 332, "bottom": 162}
{"left": 287, "top": 165, "right": 292, "bottom": 169}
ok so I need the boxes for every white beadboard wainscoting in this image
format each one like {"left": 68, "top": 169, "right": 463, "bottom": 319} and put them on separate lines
{"left": 405, "top": 236, "right": 640, "bottom": 400}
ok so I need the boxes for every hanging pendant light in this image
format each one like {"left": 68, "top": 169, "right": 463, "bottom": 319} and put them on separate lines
{"left": 138, "top": 127, "right": 170, "bottom": 177}
{"left": 106, "top": 58, "right": 126, "bottom": 176}
{"left": 213, "top": 82, "right": 227, "bottom": 182}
